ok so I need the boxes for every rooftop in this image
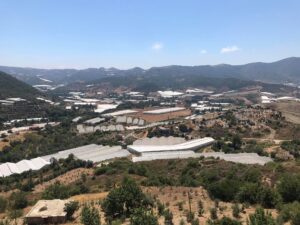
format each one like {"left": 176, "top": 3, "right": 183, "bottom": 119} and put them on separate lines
{"left": 25, "top": 200, "right": 67, "bottom": 218}
{"left": 143, "top": 107, "right": 186, "bottom": 114}
{"left": 102, "top": 109, "right": 138, "bottom": 117}
{"left": 128, "top": 137, "right": 215, "bottom": 153}
{"left": 84, "top": 117, "right": 105, "bottom": 124}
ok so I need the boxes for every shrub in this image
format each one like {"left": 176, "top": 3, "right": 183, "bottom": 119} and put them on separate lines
{"left": 9, "top": 191, "right": 28, "bottom": 210}
{"left": 42, "top": 182, "right": 70, "bottom": 199}
{"left": 277, "top": 174, "right": 300, "bottom": 203}
{"left": 81, "top": 205, "right": 101, "bottom": 225}
{"left": 0, "top": 197, "right": 7, "bottom": 213}
{"left": 247, "top": 208, "right": 276, "bottom": 225}
{"left": 130, "top": 208, "right": 158, "bottom": 225}
{"left": 210, "top": 207, "right": 218, "bottom": 220}
{"left": 102, "top": 178, "right": 153, "bottom": 220}
{"left": 164, "top": 209, "right": 174, "bottom": 225}
{"left": 232, "top": 203, "right": 240, "bottom": 218}
{"left": 64, "top": 201, "right": 79, "bottom": 220}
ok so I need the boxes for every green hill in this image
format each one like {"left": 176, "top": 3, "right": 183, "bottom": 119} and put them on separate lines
{"left": 0, "top": 71, "right": 39, "bottom": 99}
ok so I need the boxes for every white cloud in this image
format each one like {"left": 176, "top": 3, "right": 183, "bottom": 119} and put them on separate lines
{"left": 220, "top": 45, "right": 240, "bottom": 53}
{"left": 152, "top": 42, "right": 163, "bottom": 50}
{"left": 200, "top": 49, "right": 207, "bottom": 54}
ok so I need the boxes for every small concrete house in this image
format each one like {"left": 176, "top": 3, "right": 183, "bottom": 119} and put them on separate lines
{"left": 25, "top": 199, "right": 68, "bottom": 224}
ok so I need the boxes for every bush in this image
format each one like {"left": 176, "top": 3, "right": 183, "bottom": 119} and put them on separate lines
{"left": 130, "top": 208, "right": 158, "bottom": 225}
{"left": 0, "top": 196, "right": 7, "bottom": 213}
{"left": 258, "top": 187, "right": 281, "bottom": 208}
{"left": 207, "top": 217, "right": 242, "bottom": 225}
{"left": 42, "top": 182, "right": 70, "bottom": 199}
{"left": 164, "top": 209, "right": 174, "bottom": 225}
{"left": 9, "top": 191, "right": 27, "bottom": 210}
{"left": 102, "top": 178, "right": 153, "bottom": 220}
{"left": 191, "top": 218, "right": 200, "bottom": 225}
{"left": 208, "top": 179, "right": 240, "bottom": 201}
{"left": 278, "top": 202, "right": 300, "bottom": 224}
{"left": 247, "top": 208, "right": 276, "bottom": 225}
{"left": 81, "top": 205, "right": 101, "bottom": 225}
{"left": 64, "top": 201, "right": 79, "bottom": 220}
{"left": 232, "top": 203, "right": 240, "bottom": 218}
{"left": 277, "top": 174, "right": 300, "bottom": 203}
{"left": 210, "top": 207, "right": 218, "bottom": 220}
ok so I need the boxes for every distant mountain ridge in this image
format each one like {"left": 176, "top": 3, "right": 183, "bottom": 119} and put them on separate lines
{"left": 1, "top": 57, "right": 300, "bottom": 85}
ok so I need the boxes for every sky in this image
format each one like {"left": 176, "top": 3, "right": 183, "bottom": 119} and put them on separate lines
{"left": 0, "top": 0, "right": 300, "bottom": 69}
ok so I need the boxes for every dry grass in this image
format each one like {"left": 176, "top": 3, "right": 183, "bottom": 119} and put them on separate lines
{"left": 0, "top": 131, "right": 27, "bottom": 151}
{"left": 33, "top": 168, "right": 94, "bottom": 193}
{"left": 272, "top": 102, "right": 300, "bottom": 124}
{"left": 126, "top": 108, "right": 192, "bottom": 123}
{"left": 60, "top": 186, "right": 279, "bottom": 225}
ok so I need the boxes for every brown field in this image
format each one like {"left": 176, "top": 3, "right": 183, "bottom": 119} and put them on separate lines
{"left": 127, "top": 108, "right": 191, "bottom": 123}
{"left": 33, "top": 168, "right": 94, "bottom": 193}
{"left": 0, "top": 132, "right": 27, "bottom": 151}
{"left": 271, "top": 101, "right": 300, "bottom": 124}
{"left": 61, "top": 186, "right": 278, "bottom": 225}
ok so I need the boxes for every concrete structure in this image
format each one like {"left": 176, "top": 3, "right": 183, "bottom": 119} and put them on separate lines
{"left": 42, "top": 144, "right": 130, "bottom": 163}
{"left": 0, "top": 144, "right": 130, "bottom": 177}
{"left": 128, "top": 137, "right": 215, "bottom": 154}
{"left": 144, "top": 107, "right": 186, "bottom": 114}
{"left": 25, "top": 200, "right": 68, "bottom": 225}
{"left": 158, "top": 91, "right": 184, "bottom": 98}
{"left": 186, "top": 88, "right": 214, "bottom": 95}
{"left": 0, "top": 157, "right": 50, "bottom": 177}
{"left": 72, "top": 116, "right": 82, "bottom": 123}
{"left": 94, "top": 104, "right": 119, "bottom": 113}
{"left": 132, "top": 152, "right": 272, "bottom": 165}
{"left": 133, "top": 136, "right": 185, "bottom": 146}
{"left": 84, "top": 117, "right": 105, "bottom": 125}
{"left": 77, "top": 124, "right": 125, "bottom": 134}
{"left": 102, "top": 109, "right": 138, "bottom": 117}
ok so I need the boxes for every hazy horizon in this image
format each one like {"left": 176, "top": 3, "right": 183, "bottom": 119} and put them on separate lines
{"left": 1, "top": 56, "right": 300, "bottom": 71}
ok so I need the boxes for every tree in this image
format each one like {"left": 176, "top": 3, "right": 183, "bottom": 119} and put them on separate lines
{"left": 292, "top": 212, "right": 300, "bottom": 225}
{"left": 232, "top": 135, "right": 242, "bottom": 150}
{"left": 157, "top": 201, "right": 165, "bottom": 216}
{"left": 81, "top": 205, "right": 101, "bottom": 225}
{"left": 130, "top": 208, "right": 158, "bottom": 225}
{"left": 232, "top": 203, "right": 240, "bottom": 218}
{"left": 164, "top": 209, "right": 174, "bottom": 225}
{"left": 207, "top": 217, "right": 242, "bottom": 225}
{"left": 277, "top": 175, "right": 300, "bottom": 203}
{"left": 179, "top": 124, "right": 188, "bottom": 133}
{"left": 208, "top": 179, "right": 240, "bottom": 201}
{"left": 179, "top": 219, "right": 186, "bottom": 225}
{"left": 247, "top": 208, "right": 276, "bottom": 225}
{"left": 64, "top": 201, "right": 79, "bottom": 220}
{"left": 191, "top": 218, "right": 200, "bottom": 225}
{"left": 278, "top": 202, "right": 300, "bottom": 225}
{"left": 0, "top": 219, "right": 10, "bottom": 225}
{"left": 198, "top": 200, "right": 204, "bottom": 216}
{"left": 8, "top": 209, "right": 23, "bottom": 225}
{"left": 0, "top": 197, "right": 7, "bottom": 213}
{"left": 210, "top": 207, "right": 218, "bottom": 220}
{"left": 102, "top": 178, "right": 152, "bottom": 220}
{"left": 42, "top": 182, "right": 70, "bottom": 199}
{"left": 258, "top": 187, "right": 281, "bottom": 208}
{"left": 9, "top": 192, "right": 27, "bottom": 210}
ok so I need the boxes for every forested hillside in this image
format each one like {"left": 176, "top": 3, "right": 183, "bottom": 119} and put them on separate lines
{"left": 0, "top": 71, "right": 39, "bottom": 99}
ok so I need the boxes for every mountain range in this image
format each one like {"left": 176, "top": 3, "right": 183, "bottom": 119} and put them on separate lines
{"left": 0, "top": 57, "right": 300, "bottom": 86}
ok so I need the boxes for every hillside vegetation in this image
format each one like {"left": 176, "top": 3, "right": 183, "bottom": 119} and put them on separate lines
{"left": 0, "top": 71, "right": 39, "bottom": 99}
